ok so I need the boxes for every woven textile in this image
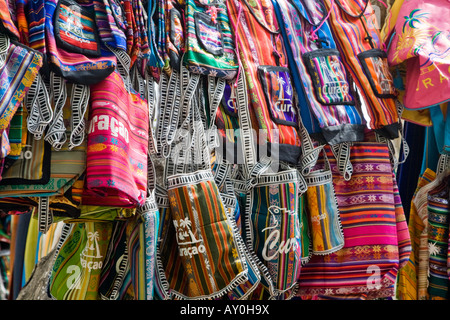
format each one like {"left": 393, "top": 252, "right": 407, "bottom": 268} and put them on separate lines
{"left": 426, "top": 171, "right": 449, "bottom": 299}
{"left": 322, "top": 0, "right": 400, "bottom": 139}
{"left": 83, "top": 71, "right": 149, "bottom": 208}
{"left": 247, "top": 168, "right": 304, "bottom": 298}
{"left": 183, "top": 0, "right": 238, "bottom": 79}
{"left": 166, "top": 169, "right": 247, "bottom": 299}
{"left": 298, "top": 142, "right": 411, "bottom": 298}
{"left": 0, "top": 41, "right": 42, "bottom": 132}
{"left": 396, "top": 168, "right": 436, "bottom": 300}
{"left": 274, "top": 0, "right": 365, "bottom": 144}
{"left": 227, "top": 0, "right": 301, "bottom": 163}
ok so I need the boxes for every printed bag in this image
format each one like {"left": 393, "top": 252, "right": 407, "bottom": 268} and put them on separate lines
{"left": 183, "top": 0, "right": 239, "bottom": 79}
{"left": 83, "top": 70, "right": 149, "bottom": 208}
{"left": 385, "top": 0, "right": 450, "bottom": 110}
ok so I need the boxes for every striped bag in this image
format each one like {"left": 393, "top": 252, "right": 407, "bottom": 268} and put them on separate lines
{"left": 83, "top": 70, "right": 149, "bottom": 208}
{"left": 273, "top": 0, "right": 365, "bottom": 146}
{"left": 322, "top": 0, "right": 401, "bottom": 140}
{"left": 246, "top": 165, "right": 307, "bottom": 299}
{"left": 298, "top": 142, "right": 411, "bottom": 299}
{"left": 183, "top": 0, "right": 239, "bottom": 80}
{"left": 166, "top": 169, "right": 248, "bottom": 299}
{"left": 45, "top": 0, "right": 116, "bottom": 85}
{"left": 227, "top": 0, "right": 302, "bottom": 164}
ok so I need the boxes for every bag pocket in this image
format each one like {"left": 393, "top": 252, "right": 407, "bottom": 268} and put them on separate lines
{"left": 357, "top": 49, "right": 397, "bottom": 99}
{"left": 302, "top": 49, "right": 355, "bottom": 106}
{"left": 257, "top": 65, "right": 299, "bottom": 128}
{"left": 54, "top": 0, "right": 101, "bottom": 57}
{"left": 194, "top": 12, "right": 224, "bottom": 56}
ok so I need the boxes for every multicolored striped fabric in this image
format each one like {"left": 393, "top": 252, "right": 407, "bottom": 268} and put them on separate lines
{"left": 304, "top": 151, "right": 344, "bottom": 255}
{"left": 166, "top": 169, "right": 247, "bottom": 299}
{"left": 273, "top": 0, "right": 365, "bottom": 145}
{"left": 0, "top": 0, "right": 20, "bottom": 40}
{"left": 0, "top": 40, "right": 42, "bottom": 132}
{"left": 49, "top": 221, "right": 113, "bottom": 300}
{"left": 183, "top": 0, "right": 238, "bottom": 79}
{"left": 426, "top": 171, "right": 449, "bottom": 299}
{"left": 83, "top": 70, "right": 149, "bottom": 208}
{"left": 93, "top": 0, "right": 127, "bottom": 51}
{"left": 227, "top": 0, "right": 301, "bottom": 164}
{"left": 396, "top": 168, "right": 436, "bottom": 300}
{"left": 247, "top": 168, "right": 304, "bottom": 299}
{"left": 45, "top": 0, "right": 116, "bottom": 85}
{"left": 298, "top": 142, "right": 411, "bottom": 299}
{"left": 322, "top": 0, "right": 400, "bottom": 139}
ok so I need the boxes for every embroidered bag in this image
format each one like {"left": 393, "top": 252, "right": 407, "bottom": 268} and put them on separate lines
{"left": 83, "top": 70, "right": 149, "bottom": 208}
{"left": 323, "top": 0, "right": 401, "bottom": 140}
{"left": 183, "top": 0, "right": 239, "bottom": 80}
{"left": 385, "top": 0, "right": 450, "bottom": 110}
{"left": 274, "top": 0, "right": 365, "bottom": 146}
{"left": 298, "top": 142, "right": 412, "bottom": 299}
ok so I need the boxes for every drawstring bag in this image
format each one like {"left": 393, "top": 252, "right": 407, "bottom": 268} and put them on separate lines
{"left": 298, "top": 142, "right": 411, "bottom": 299}
{"left": 83, "top": 70, "right": 149, "bottom": 208}
{"left": 385, "top": 0, "right": 450, "bottom": 110}
{"left": 323, "top": 0, "right": 401, "bottom": 140}
{"left": 48, "top": 220, "right": 113, "bottom": 300}
{"left": 183, "top": 0, "right": 239, "bottom": 80}
{"left": 304, "top": 148, "right": 344, "bottom": 255}
{"left": 274, "top": 0, "right": 366, "bottom": 146}
{"left": 227, "top": 0, "right": 302, "bottom": 164}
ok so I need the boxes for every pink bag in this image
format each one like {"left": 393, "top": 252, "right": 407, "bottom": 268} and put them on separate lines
{"left": 386, "top": 0, "right": 450, "bottom": 110}
{"left": 83, "top": 71, "right": 149, "bottom": 207}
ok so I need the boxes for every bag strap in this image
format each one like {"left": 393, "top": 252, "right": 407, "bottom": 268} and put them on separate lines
{"left": 44, "top": 73, "right": 68, "bottom": 150}
{"left": 68, "top": 84, "right": 90, "bottom": 150}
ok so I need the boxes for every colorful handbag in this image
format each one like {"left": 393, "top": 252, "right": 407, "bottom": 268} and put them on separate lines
{"left": 183, "top": 0, "right": 239, "bottom": 80}
{"left": 166, "top": 169, "right": 247, "bottom": 299}
{"left": 227, "top": 0, "right": 302, "bottom": 164}
{"left": 385, "top": 0, "right": 450, "bottom": 110}
{"left": 45, "top": 0, "right": 117, "bottom": 85}
{"left": 274, "top": 0, "right": 366, "bottom": 146}
{"left": 245, "top": 162, "right": 307, "bottom": 299}
{"left": 304, "top": 148, "right": 344, "bottom": 255}
{"left": 298, "top": 142, "right": 412, "bottom": 299}
{"left": 48, "top": 220, "right": 113, "bottom": 300}
{"left": 323, "top": 0, "right": 401, "bottom": 140}
{"left": 83, "top": 70, "right": 149, "bottom": 208}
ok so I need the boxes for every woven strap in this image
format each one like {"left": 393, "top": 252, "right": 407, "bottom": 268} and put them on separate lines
{"left": 68, "top": 83, "right": 90, "bottom": 150}
{"left": 45, "top": 73, "right": 68, "bottom": 150}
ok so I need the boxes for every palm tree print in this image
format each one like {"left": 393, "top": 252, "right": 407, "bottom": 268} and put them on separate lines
{"left": 402, "top": 9, "right": 428, "bottom": 32}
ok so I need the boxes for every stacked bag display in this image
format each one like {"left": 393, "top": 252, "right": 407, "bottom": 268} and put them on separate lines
{"left": 0, "top": 0, "right": 447, "bottom": 300}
